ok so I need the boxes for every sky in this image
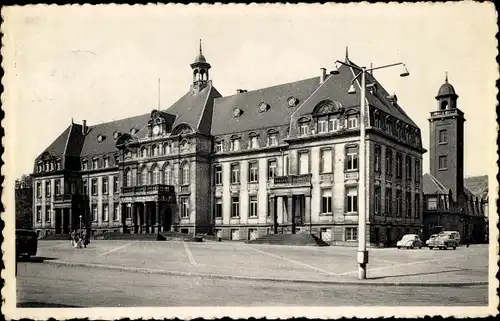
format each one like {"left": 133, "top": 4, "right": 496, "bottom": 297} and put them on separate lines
{"left": 3, "top": 3, "right": 498, "bottom": 180}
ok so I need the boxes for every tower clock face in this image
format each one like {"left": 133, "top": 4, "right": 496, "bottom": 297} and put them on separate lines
{"left": 153, "top": 125, "right": 161, "bottom": 135}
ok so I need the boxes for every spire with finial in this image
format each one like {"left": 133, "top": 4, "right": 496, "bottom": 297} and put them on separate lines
{"left": 445, "top": 71, "right": 448, "bottom": 83}
{"left": 199, "top": 38, "right": 202, "bottom": 55}
{"left": 345, "top": 46, "right": 349, "bottom": 61}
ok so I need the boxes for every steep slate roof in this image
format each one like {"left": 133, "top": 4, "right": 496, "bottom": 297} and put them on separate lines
{"left": 464, "top": 175, "right": 489, "bottom": 199}
{"left": 422, "top": 173, "right": 450, "bottom": 195}
{"left": 64, "top": 123, "right": 86, "bottom": 157}
{"left": 211, "top": 77, "right": 320, "bottom": 136}
{"left": 35, "top": 125, "right": 72, "bottom": 161}
{"left": 166, "top": 84, "right": 220, "bottom": 135}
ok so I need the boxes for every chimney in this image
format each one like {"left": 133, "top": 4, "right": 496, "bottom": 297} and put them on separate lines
{"left": 320, "top": 68, "right": 327, "bottom": 84}
{"left": 236, "top": 89, "right": 247, "bottom": 94}
{"left": 82, "top": 120, "right": 87, "bottom": 135}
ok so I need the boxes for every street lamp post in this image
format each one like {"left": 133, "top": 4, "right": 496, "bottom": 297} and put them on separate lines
{"left": 331, "top": 59, "right": 409, "bottom": 280}
{"left": 79, "top": 215, "right": 82, "bottom": 232}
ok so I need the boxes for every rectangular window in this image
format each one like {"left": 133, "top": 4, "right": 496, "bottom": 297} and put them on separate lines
{"left": 45, "top": 181, "right": 51, "bottom": 197}
{"left": 346, "top": 187, "right": 358, "bottom": 213}
{"left": 230, "top": 139, "right": 240, "bottom": 151}
{"left": 92, "top": 204, "right": 98, "bottom": 222}
{"left": 318, "top": 118, "right": 328, "bottom": 133}
{"left": 102, "top": 203, "right": 109, "bottom": 222}
{"left": 36, "top": 206, "right": 42, "bottom": 222}
{"left": 92, "top": 159, "right": 99, "bottom": 169}
{"left": 126, "top": 206, "right": 132, "bottom": 219}
{"left": 180, "top": 197, "right": 190, "bottom": 218}
{"left": 268, "top": 134, "right": 278, "bottom": 146}
{"left": 91, "top": 179, "right": 97, "bottom": 195}
{"left": 36, "top": 182, "right": 41, "bottom": 198}
{"left": 374, "top": 145, "right": 381, "bottom": 172}
{"left": 299, "top": 123, "right": 309, "bottom": 136}
{"left": 113, "top": 203, "right": 119, "bottom": 221}
{"left": 385, "top": 148, "right": 393, "bottom": 175}
{"left": 321, "top": 190, "right": 332, "bottom": 214}
{"left": 283, "top": 155, "right": 289, "bottom": 176}
{"left": 415, "top": 195, "right": 420, "bottom": 218}
{"left": 45, "top": 206, "right": 51, "bottom": 223}
{"left": 427, "top": 197, "right": 437, "bottom": 210}
{"left": 345, "top": 227, "right": 358, "bottom": 241}
{"left": 82, "top": 161, "right": 88, "bottom": 170}
{"left": 82, "top": 179, "right": 88, "bottom": 195}
{"left": 396, "top": 190, "right": 402, "bottom": 216}
{"left": 386, "top": 188, "right": 393, "bottom": 214}
{"left": 299, "top": 152, "right": 309, "bottom": 174}
{"left": 54, "top": 180, "right": 60, "bottom": 195}
{"left": 215, "top": 198, "right": 222, "bottom": 218}
{"left": 396, "top": 153, "right": 403, "bottom": 178}
{"left": 405, "top": 155, "right": 412, "bottom": 179}
{"left": 268, "top": 160, "right": 277, "bottom": 180}
{"left": 249, "top": 162, "right": 259, "bottom": 182}
{"left": 415, "top": 159, "right": 421, "bottom": 182}
{"left": 346, "top": 146, "right": 358, "bottom": 170}
{"left": 214, "top": 165, "right": 223, "bottom": 185}
{"left": 113, "top": 176, "right": 119, "bottom": 194}
{"left": 329, "top": 118, "right": 340, "bottom": 132}
{"left": 102, "top": 177, "right": 108, "bottom": 194}
{"left": 375, "top": 186, "right": 381, "bottom": 214}
{"left": 104, "top": 157, "right": 110, "bottom": 168}
{"left": 231, "top": 164, "right": 240, "bottom": 184}
{"left": 405, "top": 192, "right": 412, "bottom": 217}
{"left": 439, "top": 129, "right": 447, "bottom": 143}
{"left": 347, "top": 116, "right": 359, "bottom": 129}
{"left": 215, "top": 141, "right": 223, "bottom": 153}
{"left": 249, "top": 196, "right": 258, "bottom": 217}
{"left": 321, "top": 149, "right": 332, "bottom": 173}
{"left": 231, "top": 196, "right": 240, "bottom": 217}
{"left": 439, "top": 156, "right": 447, "bottom": 169}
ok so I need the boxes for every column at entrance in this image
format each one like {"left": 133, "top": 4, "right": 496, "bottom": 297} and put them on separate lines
{"left": 137, "top": 203, "right": 143, "bottom": 234}
{"left": 143, "top": 202, "right": 148, "bottom": 234}
{"left": 276, "top": 196, "right": 284, "bottom": 233}
{"left": 155, "top": 202, "right": 160, "bottom": 233}
{"left": 69, "top": 207, "right": 73, "bottom": 232}
{"left": 121, "top": 203, "right": 127, "bottom": 233}
{"left": 287, "top": 196, "right": 295, "bottom": 234}
{"left": 305, "top": 195, "right": 311, "bottom": 232}
{"left": 132, "top": 203, "right": 138, "bottom": 234}
{"left": 269, "top": 196, "right": 277, "bottom": 234}
{"left": 61, "top": 208, "right": 66, "bottom": 234}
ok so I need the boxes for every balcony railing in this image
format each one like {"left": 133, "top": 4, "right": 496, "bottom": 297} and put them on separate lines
{"left": 344, "top": 171, "right": 359, "bottom": 181}
{"left": 271, "top": 174, "right": 312, "bottom": 187}
{"left": 121, "top": 184, "right": 175, "bottom": 197}
{"left": 430, "top": 109, "right": 463, "bottom": 118}
{"left": 54, "top": 194, "right": 82, "bottom": 203}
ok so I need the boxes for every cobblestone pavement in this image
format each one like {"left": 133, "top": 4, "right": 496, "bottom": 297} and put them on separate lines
{"left": 32, "top": 241, "right": 489, "bottom": 284}
{"left": 16, "top": 263, "right": 488, "bottom": 307}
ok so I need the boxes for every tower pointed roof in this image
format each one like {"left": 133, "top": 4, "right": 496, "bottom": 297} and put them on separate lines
{"left": 436, "top": 71, "right": 458, "bottom": 99}
{"left": 193, "top": 39, "right": 207, "bottom": 64}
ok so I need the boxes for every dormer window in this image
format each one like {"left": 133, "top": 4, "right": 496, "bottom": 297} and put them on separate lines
{"left": 258, "top": 102, "right": 269, "bottom": 113}
{"left": 113, "top": 131, "right": 120, "bottom": 140}
{"left": 329, "top": 117, "right": 340, "bottom": 132}
{"left": 230, "top": 138, "right": 240, "bottom": 151}
{"left": 347, "top": 116, "right": 359, "bottom": 129}
{"left": 164, "top": 143, "right": 171, "bottom": 154}
{"left": 249, "top": 133, "right": 259, "bottom": 149}
{"left": 130, "top": 128, "right": 137, "bottom": 136}
{"left": 287, "top": 97, "right": 298, "bottom": 107}
{"left": 56, "top": 160, "right": 61, "bottom": 170}
{"left": 97, "top": 134, "right": 105, "bottom": 142}
{"left": 215, "top": 141, "right": 223, "bottom": 153}
{"left": 92, "top": 158, "right": 99, "bottom": 169}
{"left": 82, "top": 160, "right": 88, "bottom": 171}
{"left": 318, "top": 117, "right": 328, "bottom": 133}
{"left": 268, "top": 131, "right": 278, "bottom": 146}
{"left": 140, "top": 147, "right": 147, "bottom": 158}
{"left": 151, "top": 145, "right": 158, "bottom": 156}
{"left": 103, "top": 157, "right": 110, "bottom": 168}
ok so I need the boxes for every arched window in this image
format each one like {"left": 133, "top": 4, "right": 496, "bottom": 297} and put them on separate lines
{"left": 164, "top": 165, "right": 173, "bottom": 185}
{"left": 140, "top": 147, "right": 147, "bottom": 158}
{"left": 141, "top": 167, "right": 149, "bottom": 186}
{"left": 125, "top": 169, "right": 132, "bottom": 187}
{"left": 152, "top": 166, "right": 160, "bottom": 184}
{"left": 181, "top": 163, "right": 190, "bottom": 185}
{"left": 151, "top": 145, "right": 157, "bottom": 157}
{"left": 440, "top": 100, "right": 448, "bottom": 110}
{"left": 164, "top": 143, "right": 171, "bottom": 154}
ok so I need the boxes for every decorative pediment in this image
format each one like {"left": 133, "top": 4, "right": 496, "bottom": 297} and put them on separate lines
{"left": 172, "top": 123, "right": 193, "bottom": 135}
{"left": 313, "top": 99, "right": 343, "bottom": 116}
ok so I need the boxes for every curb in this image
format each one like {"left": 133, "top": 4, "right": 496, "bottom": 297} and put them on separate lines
{"left": 42, "top": 260, "right": 488, "bottom": 288}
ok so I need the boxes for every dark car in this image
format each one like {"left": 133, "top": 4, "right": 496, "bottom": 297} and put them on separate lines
{"left": 16, "top": 229, "right": 38, "bottom": 260}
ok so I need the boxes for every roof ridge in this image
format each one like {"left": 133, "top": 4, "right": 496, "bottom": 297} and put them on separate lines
{"left": 62, "top": 122, "right": 74, "bottom": 157}
{"left": 290, "top": 76, "right": 327, "bottom": 118}
{"left": 197, "top": 83, "right": 213, "bottom": 130}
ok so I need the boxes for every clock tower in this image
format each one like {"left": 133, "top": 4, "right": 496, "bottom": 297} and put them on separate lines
{"left": 428, "top": 74, "right": 466, "bottom": 204}
{"left": 190, "top": 39, "right": 211, "bottom": 93}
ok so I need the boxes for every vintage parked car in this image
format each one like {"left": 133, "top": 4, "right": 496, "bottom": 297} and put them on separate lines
{"left": 426, "top": 234, "right": 438, "bottom": 246}
{"left": 396, "top": 234, "right": 423, "bottom": 249}
{"left": 427, "top": 232, "right": 459, "bottom": 250}
{"left": 438, "top": 231, "right": 461, "bottom": 244}
{"left": 16, "top": 229, "right": 38, "bottom": 260}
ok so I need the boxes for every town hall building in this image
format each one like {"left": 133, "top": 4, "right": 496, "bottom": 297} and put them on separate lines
{"left": 31, "top": 43, "right": 426, "bottom": 246}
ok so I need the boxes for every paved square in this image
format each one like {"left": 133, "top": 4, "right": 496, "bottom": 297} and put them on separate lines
{"left": 35, "top": 240, "right": 488, "bottom": 284}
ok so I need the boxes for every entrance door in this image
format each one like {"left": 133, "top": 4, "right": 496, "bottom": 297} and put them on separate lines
{"left": 163, "top": 206, "right": 172, "bottom": 232}
{"left": 55, "top": 209, "right": 61, "bottom": 234}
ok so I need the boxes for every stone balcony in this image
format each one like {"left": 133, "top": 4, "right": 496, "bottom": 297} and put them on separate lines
{"left": 53, "top": 194, "right": 84, "bottom": 208}
{"left": 269, "top": 174, "right": 312, "bottom": 189}
{"left": 430, "top": 108, "right": 464, "bottom": 119}
{"left": 121, "top": 184, "right": 175, "bottom": 198}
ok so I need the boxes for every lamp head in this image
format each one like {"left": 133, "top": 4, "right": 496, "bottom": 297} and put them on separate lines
{"left": 400, "top": 64, "right": 410, "bottom": 77}
{"left": 347, "top": 84, "right": 357, "bottom": 94}
{"left": 330, "top": 62, "right": 340, "bottom": 75}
